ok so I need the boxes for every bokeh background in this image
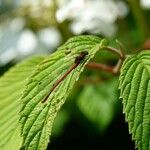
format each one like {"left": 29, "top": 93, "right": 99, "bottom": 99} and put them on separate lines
{"left": 0, "top": 0, "right": 150, "bottom": 149}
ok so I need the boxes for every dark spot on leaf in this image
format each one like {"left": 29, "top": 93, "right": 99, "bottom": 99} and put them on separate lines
{"left": 65, "top": 47, "right": 71, "bottom": 55}
{"left": 65, "top": 50, "right": 71, "bottom": 55}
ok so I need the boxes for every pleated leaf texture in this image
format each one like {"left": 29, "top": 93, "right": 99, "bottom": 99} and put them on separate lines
{"left": 20, "top": 35, "right": 108, "bottom": 150}
{"left": 0, "top": 56, "right": 45, "bottom": 150}
{"left": 119, "top": 50, "right": 150, "bottom": 150}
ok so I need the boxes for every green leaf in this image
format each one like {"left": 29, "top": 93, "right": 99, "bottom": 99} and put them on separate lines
{"left": 0, "top": 56, "right": 45, "bottom": 150}
{"left": 20, "top": 35, "right": 108, "bottom": 150}
{"left": 119, "top": 50, "right": 150, "bottom": 149}
{"left": 77, "top": 78, "right": 119, "bottom": 132}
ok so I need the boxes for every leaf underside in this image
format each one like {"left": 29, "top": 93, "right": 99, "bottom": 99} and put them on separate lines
{"left": 0, "top": 56, "right": 45, "bottom": 150}
{"left": 119, "top": 50, "right": 150, "bottom": 150}
{"left": 20, "top": 35, "right": 108, "bottom": 150}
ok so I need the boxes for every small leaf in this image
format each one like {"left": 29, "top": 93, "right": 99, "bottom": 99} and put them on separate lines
{"left": 119, "top": 50, "right": 150, "bottom": 149}
{"left": 20, "top": 35, "right": 108, "bottom": 150}
{"left": 0, "top": 56, "right": 45, "bottom": 150}
{"left": 77, "top": 78, "right": 119, "bottom": 132}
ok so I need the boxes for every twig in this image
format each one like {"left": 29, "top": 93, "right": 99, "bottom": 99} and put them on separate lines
{"left": 87, "top": 41, "right": 126, "bottom": 74}
{"left": 86, "top": 62, "right": 116, "bottom": 74}
{"left": 103, "top": 46, "right": 125, "bottom": 59}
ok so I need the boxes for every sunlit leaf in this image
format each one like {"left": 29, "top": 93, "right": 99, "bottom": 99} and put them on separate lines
{"left": 0, "top": 56, "right": 45, "bottom": 150}
{"left": 20, "top": 35, "right": 108, "bottom": 150}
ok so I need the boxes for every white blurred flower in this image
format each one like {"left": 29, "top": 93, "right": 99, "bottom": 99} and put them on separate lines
{"left": 38, "top": 27, "right": 61, "bottom": 49}
{"left": 71, "top": 19, "right": 117, "bottom": 37}
{"left": 116, "top": 1, "right": 129, "bottom": 17}
{"left": 0, "top": 47, "right": 18, "bottom": 64}
{"left": 0, "top": 18, "right": 25, "bottom": 57}
{"left": 56, "top": 0, "right": 85, "bottom": 22}
{"left": 0, "top": 27, "right": 38, "bottom": 64}
{"left": 10, "top": 17, "right": 26, "bottom": 32}
{"left": 56, "top": 0, "right": 128, "bottom": 37}
{"left": 0, "top": 20, "right": 61, "bottom": 65}
{"left": 140, "top": 0, "right": 150, "bottom": 9}
{"left": 16, "top": 30, "right": 37, "bottom": 55}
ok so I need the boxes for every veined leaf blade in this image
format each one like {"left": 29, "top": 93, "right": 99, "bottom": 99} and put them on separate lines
{"left": 20, "top": 35, "right": 108, "bottom": 150}
{"left": 0, "top": 56, "right": 45, "bottom": 150}
{"left": 119, "top": 50, "right": 150, "bottom": 150}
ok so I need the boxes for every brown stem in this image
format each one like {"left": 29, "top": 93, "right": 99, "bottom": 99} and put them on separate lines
{"left": 112, "top": 59, "right": 122, "bottom": 74}
{"left": 86, "top": 61, "right": 124, "bottom": 75}
{"left": 86, "top": 62, "right": 116, "bottom": 74}
{"left": 96, "top": 43, "right": 126, "bottom": 74}
{"left": 103, "top": 46, "right": 125, "bottom": 59}
{"left": 115, "top": 40, "right": 126, "bottom": 59}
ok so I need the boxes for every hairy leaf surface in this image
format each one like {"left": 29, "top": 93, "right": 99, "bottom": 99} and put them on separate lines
{"left": 20, "top": 35, "right": 108, "bottom": 150}
{"left": 119, "top": 50, "right": 150, "bottom": 149}
{"left": 0, "top": 56, "right": 45, "bottom": 150}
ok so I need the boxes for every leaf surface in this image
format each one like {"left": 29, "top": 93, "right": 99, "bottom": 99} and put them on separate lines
{"left": 0, "top": 56, "right": 45, "bottom": 150}
{"left": 20, "top": 35, "right": 108, "bottom": 150}
{"left": 119, "top": 50, "right": 150, "bottom": 149}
